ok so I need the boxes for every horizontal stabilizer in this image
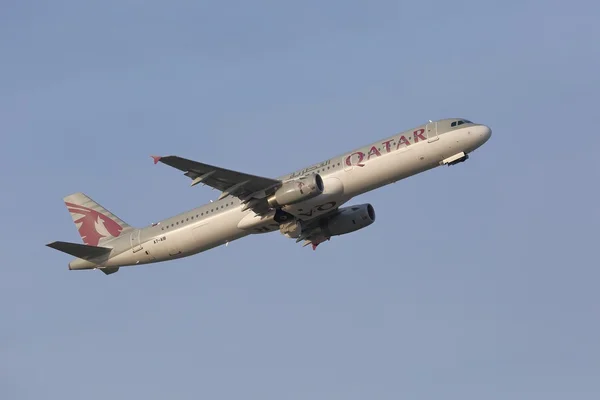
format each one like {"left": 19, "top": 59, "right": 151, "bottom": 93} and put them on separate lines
{"left": 46, "top": 241, "right": 112, "bottom": 260}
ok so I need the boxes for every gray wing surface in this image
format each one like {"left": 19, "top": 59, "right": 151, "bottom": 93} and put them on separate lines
{"left": 152, "top": 155, "right": 281, "bottom": 213}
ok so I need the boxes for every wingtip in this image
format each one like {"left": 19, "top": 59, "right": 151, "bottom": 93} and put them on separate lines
{"left": 151, "top": 155, "right": 162, "bottom": 164}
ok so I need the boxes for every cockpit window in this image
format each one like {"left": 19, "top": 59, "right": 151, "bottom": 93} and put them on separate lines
{"left": 451, "top": 119, "right": 472, "bottom": 127}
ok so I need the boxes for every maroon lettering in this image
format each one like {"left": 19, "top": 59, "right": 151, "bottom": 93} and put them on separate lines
{"left": 382, "top": 139, "right": 394, "bottom": 153}
{"left": 413, "top": 128, "right": 426, "bottom": 142}
{"left": 345, "top": 151, "right": 366, "bottom": 167}
{"left": 367, "top": 146, "right": 381, "bottom": 160}
{"left": 396, "top": 135, "right": 411, "bottom": 149}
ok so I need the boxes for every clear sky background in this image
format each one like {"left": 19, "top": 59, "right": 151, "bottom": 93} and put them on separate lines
{"left": 1, "top": 1, "right": 599, "bottom": 399}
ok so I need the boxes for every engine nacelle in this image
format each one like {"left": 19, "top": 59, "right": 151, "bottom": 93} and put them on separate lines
{"left": 321, "top": 203, "right": 376, "bottom": 237}
{"left": 268, "top": 174, "right": 324, "bottom": 208}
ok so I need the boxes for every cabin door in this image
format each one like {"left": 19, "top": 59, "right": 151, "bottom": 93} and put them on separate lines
{"left": 130, "top": 229, "right": 143, "bottom": 253}
{"left": 426, "top": 121, "right": 439, "bottom": 143}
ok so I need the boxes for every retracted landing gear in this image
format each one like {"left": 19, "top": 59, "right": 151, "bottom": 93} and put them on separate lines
{"left": 274, "top": 208, "right": 294, "bottom": 224}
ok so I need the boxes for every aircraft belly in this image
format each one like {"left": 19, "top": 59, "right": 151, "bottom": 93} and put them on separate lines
{"left": 237, "top": 209, "right": 277, "bottom": 231}
{"left": 105, "top": 210, "right": 250, "bottom": 267}
{"left": 105, "top": 250, "right": 143, "bottom": 268}
{"left": 191, "top": 223, "right": 222, "bottom": 252}
{"left": 186, "top": 212, "right": 249, "bottom": 254}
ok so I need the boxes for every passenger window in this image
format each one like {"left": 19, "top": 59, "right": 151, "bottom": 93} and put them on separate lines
{"left": 451, "top": 121, "right": 457, "bottom": 127}
{"left": 457, "top": 121, "right": 464, "bottom": 126}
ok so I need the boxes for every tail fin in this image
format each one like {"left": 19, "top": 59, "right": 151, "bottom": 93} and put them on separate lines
{"left": 63, "top": 192, "right": 132, "bottom": 246}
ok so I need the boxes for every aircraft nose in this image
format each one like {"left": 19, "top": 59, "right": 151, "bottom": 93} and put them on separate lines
{"left": 480, "top": 125, "right": 492, "bottom": 142}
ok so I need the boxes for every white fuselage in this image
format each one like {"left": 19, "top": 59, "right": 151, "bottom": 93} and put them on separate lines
{"left": 69, "top": 120, "right": 492, "bottom": 271}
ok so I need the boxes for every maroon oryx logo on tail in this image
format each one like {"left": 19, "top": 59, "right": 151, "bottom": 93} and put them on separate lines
{"left": 65, "top": 202, "right": 123, "bottom": 246}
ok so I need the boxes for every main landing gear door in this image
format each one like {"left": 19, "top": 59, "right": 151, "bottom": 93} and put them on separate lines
{"left": 426, "top": 121, "right": 439, "bottom": 143}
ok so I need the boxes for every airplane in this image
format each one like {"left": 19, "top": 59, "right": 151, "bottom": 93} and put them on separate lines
{"left": 47, "top": 118, "right": 492, "bottom": 275}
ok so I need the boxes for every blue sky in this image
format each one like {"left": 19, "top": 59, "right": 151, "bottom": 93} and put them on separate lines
{"left": 1, "top": 1, "right": 599, "bottom": 398}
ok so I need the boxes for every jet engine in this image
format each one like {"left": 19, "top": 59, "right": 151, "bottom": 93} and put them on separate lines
{"left": 268, "top": 174, "right": 324, "bottom": 208}
{"left": 281, "top": 203, "right": 376, "bottom": 246}
{"left": 320, "top": 203, "right": 376, "bottom": 237}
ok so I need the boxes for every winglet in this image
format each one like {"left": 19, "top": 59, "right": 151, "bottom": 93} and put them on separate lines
{"left": 151, "top": 155, "right": 162, "bottom": 165}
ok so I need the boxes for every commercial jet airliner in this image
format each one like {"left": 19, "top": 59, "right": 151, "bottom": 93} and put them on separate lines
{"left": 47, "top": 118, "right": 491, "bottom": 275}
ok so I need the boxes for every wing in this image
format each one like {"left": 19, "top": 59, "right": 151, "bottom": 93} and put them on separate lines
{"left": 152, "top": 155, "right": 281, "bottom": 214}
{"left": 291, "top": 207, "right": 340, "bottom": 250}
